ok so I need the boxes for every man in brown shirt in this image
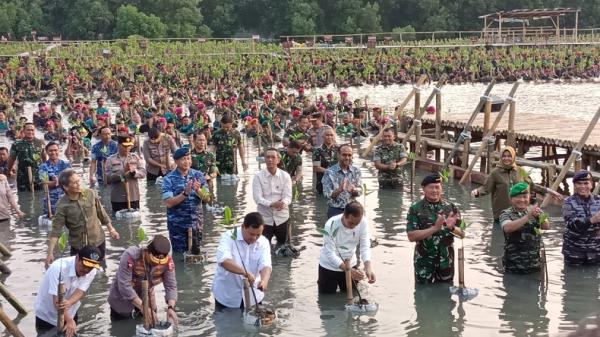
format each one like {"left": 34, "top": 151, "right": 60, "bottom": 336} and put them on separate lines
{"left": 105, "top": 135, "right": 147, "bottom": 213}
{"left": 45, "top": 169, "right": 120, "bottom": 268}
{"left": 142, "top": 127, "right": 177, "bottom": 181}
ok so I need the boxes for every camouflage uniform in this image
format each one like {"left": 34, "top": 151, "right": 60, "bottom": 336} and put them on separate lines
{"left": 9, "top": 138, "right": 45, "bottom": 191}
{"left": 406, "top": 198, "right": 460, "bottom": 284}
{"left": 162, "top": 168, "right": 207, "bottom": 253}
{"left": 190, "top": 149, "right": 218, "bottom": 176}
{"left": 212, "top": 128, "right": 241, "bottom": 175}
{"left": 284, "top": 126, "right": 309, "bottom": 143}
{"left": 278, "top": 149, "right": 303, "bottom": 180}
{"left": 372, "top": 142, "right": 407, "bottom": 188}
{"left": 90, "top": 140, "right": 118, "bottom": 184}
{"left": 561, "top": 194, "right": 600, "bottom": 265}
{"left": 38, "top": 159, "right": 71, "bottom": 216}
{"left": 312, "top": 145, "right": 338, "bottom": 194}
{"left": 499, "top": 206, "right": 541, "bottom": 273}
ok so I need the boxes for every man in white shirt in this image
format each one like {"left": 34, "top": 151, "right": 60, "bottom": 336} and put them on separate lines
{"left": 35, "top": 245, "right": 101, "bottom": 337}
{"left": 318, "top": 201, "right": 376, "bottom": 294}
{"left": 252, "top": 148, "right": 292, "bottom": 245}
{"left": 212, "top": 212, "right": 272, "bottom": 311}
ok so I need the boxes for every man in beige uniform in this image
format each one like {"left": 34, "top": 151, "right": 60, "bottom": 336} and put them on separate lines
{"left": 106, "top": 135, "right": 147, "bottom": 213}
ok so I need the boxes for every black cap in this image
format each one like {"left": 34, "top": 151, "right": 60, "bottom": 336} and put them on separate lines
{"left": 421, "top": 173, "right": 442, "bottom": 187}
{"left": 148, "top": 235, "right": 171, "bottom": 256}
{"left": 78, "top": 245, "right": 102, "bottom": 269}
{"left": 117, "top": 135, "right": 134, "bottom": 146}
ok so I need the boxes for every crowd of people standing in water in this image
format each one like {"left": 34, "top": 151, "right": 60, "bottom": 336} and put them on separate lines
{"left": 0, "top": 43, "right": 598, "bottom": 336}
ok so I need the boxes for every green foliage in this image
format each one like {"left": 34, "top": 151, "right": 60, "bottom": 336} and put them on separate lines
{"left": 538, "top": 212, "right": 549, "bottom": 226}
{"left": 519, "top": 167, "right": 532, "bottom": 181}
{"left": 137, "top": 226, "right": 148, "bottom": 243}
{"left": 293, "top": 186, "right": 300, "bottom": 202}
{"left": 58, "top": 232, "right": 69, "bottom": 252}
{"left": 440, "top": 168, "right": 450, "bottom": 183}
{"left": 459, "top": 219, "right": 470, "bottom": 232}
{"left": 114, "top": 5, "right": 167, "bottom": 39}
{"left": 407, "top": 152, "right": 417, "bottom": 161}
{"left": 1, "top": 0, "right": 600, "bottom": 39}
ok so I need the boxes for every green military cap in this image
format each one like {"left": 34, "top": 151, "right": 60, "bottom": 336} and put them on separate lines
{"left": 509, "top": 182, "right": 529, "bottom": 197}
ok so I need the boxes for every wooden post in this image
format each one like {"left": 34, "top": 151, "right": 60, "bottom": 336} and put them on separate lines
{"left": 345, "top": 260, "right": 353, "bottom": 305}
{"left": 458, "top": 247, "right": 465, "bottom": 288}
{"left": 481, "top": 98, "right": 492, "bottom": 173}
{"left": 187, "top": 227, "right": 193, "bottom": 254}
{"left": 0, "top": 308, "right": 25, "bottom": 337}
{"left": 442, "top": 80, "right": 495, "bottom": 170}
{"left": 0, "top": 242, "right": 11, "bottom": 257}
{"left": 57, "top": 283, "right": 65, "bottom": 332}
{"left": 574, "top": 153, "right": 582, "bottom": 172}
{"left": 462, "top": 137, "right": 471, "bottom": 171}
{"left": 541, "top": 107, "right": 600, "bottom": 207}
{"left": 125, "top": 180, "right": 131, "bottom": 210}
{"left": 0, "top": 260, "right": 11, "bottom": 275}
{"left": 142, "top": 280, "right": 151, "bottom": 330}
{"left": 506, "top": 97, "right": 515, "bottom": 146}
{"left": 414, "top": 89, "right": 421, "bottom": 155}
{"left": 243, "top": 279, "right": 251, "bottom": 312}
{"left": 0, "top": 283, "right": 28, "bottom": 315}
{"left": 460, "top": 82, "right": 520, "bottom": 184}
{"left": 362, "top": 75, "right": 427, "bottom": 157}
{"left": 435, "top": 89, "right": 442, "bottom": 161}
{"left": 27, "top": 166, "right": 34, "bottom": 192}
{"left": 401, "top": 78, "right": 446, "bottom": 149}
{"left": 44, "top": 183, "right": 52, "bottom": 218}
{"left": 548, "top": 164, "right": 557, "bottom": 188}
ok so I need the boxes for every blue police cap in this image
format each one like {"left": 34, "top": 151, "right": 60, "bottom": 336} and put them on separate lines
{"left": 573, "top": 170, "right": 592, "bottom": 182}
{"left": 173, "top": 147, "right": 189, "bottom": 160}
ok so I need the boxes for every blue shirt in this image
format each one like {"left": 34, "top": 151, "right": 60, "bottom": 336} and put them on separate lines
{"left": 162, "top": 168, "right": 207, "bottom": 229}
{"left": 90, "top": 140, "right": 118, "bottom": 180}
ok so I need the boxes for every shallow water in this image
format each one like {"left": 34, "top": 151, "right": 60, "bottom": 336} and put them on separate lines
{"left": 1, "top": 83, "right": 599, "bottom": 337}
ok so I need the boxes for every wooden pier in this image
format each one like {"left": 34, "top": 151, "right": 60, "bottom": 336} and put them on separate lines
{"left": 373, "top": 82, "right": 600, "bottom": 194}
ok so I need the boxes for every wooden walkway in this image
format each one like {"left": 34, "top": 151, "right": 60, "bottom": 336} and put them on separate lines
{"left": 417, "top": 111, "right": 600, "bottom": 153}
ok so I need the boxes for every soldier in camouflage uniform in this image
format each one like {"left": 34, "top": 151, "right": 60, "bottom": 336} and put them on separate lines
{"left": 283, "top": 115, "right": 311, "bottom": 152}
{"left": 8, "top": 123, "right": 46, "bottom": 191}
{"left": 499, "top": 182, "right": 550, "bottom": 274}
{"left": 162, "top": 148, "right": 211, "bottom": 253}
{"left": 278, "top": 140, "right": 303, "bottom": 184}
{"left": 373, "top": 128, "right": 408, "bottom": 189}
{"left": 211, "top": 114, "right": 247, "bottom": 175}
{"left": 312, "top": 128, "right": 337, "bottom": 195}
{"left": 561, "top": 170, "right": 600, "bottom": 266}
{"left": 190, "top": 132, "right": 218, "bottom": 202}
{"left": 406, "top": 173, "right": 463, "bottom": 284}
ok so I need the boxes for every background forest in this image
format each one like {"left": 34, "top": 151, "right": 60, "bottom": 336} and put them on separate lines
{"left": 1, "top": 0, "right": 599, "bottom": 40}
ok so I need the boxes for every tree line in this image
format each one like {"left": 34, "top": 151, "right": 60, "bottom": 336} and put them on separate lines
{"left": 0, "top": 0, "right": 599, "bottom": 40}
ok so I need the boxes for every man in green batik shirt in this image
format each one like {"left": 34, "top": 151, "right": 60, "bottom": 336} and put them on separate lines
{"left": 406, "top": 173, "right": 464, "bottom": 284}
{"left": 212, "top": 114, "right": 247, "bottom": 175}
{"left": 373, "top": 128, "right": 408, "bottom": 189}
{"left": 8, "top": 122, "right": 47, "bottom": 191}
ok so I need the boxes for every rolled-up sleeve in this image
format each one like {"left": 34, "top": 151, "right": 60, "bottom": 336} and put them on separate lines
{"left": 162, "top": 175, "right": 174, "bottom": 200}
{"left": 359, "top": 219, "right": 371, "bottom": 263}
{"left": 216, "top": 231, "right": 234, "bottom": 264}
{"left": 94, "top": 193, "right": 111, "bottom": 226}
{"left": 258, "top": 240, "right": 272, "bottom": 272}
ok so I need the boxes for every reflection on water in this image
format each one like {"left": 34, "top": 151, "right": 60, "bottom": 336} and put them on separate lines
{"left": 1, "top": 87, "right": 599, "bottom": 337}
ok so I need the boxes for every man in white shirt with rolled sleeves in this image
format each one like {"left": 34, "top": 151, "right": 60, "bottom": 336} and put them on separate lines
{"left": 212, "top": 212, "right": 272, "bottom": 311}
{"left": 318, "top": 201, "right": 376, "bottom": 294}
{"left": 252, "top": 147, "right": 293, "bottom": 246}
